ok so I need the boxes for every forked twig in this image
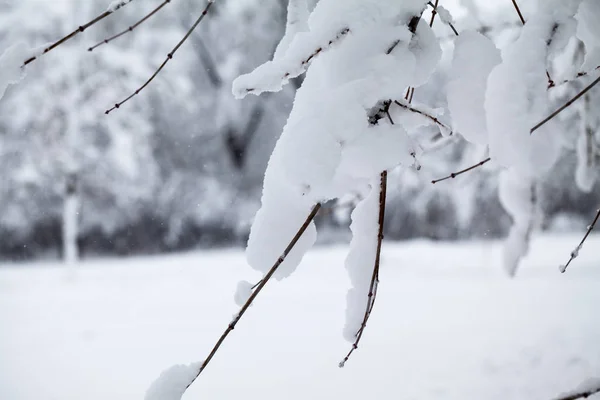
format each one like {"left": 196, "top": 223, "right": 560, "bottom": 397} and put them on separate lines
{"left": 105, "top": 0, "right": 216, "bottom": 114}
{"left": 431, "top": 157, "right": 491, "bottom": 184}
{"left": 339, "top": 171, "right": 387, "bottom": 368}
{"left": 183, "top": 204, "right": 321, "bottom": 392}
{"left": 88, "top": 0, "right": 173, "bottom": 52}
{"left": 22, "top": 0, "right": 135, "bottom": 66}
{"left": 531, "top": 76, "right": 600, "bottom": 134}
{"left": 559, "top": 207, "right": 600, "bottom": 273}
{"left": 427, "top": 1, "right": 459, "bottom": 36}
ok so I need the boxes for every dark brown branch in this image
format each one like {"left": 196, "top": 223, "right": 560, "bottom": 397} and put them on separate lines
{"left": 510, "top": 0, "right": 526, "bottom": 24}
{"left": 22, "top": 0, "right": 135, "bottom": 66}
{"left": 88, "top": 0, "right": 172, "bottom": 52}
{"left": 183, "top": 204, "right": 322, "bottom": 393}
{"left": 105, "top": 0, "right": 216, "bottom": 114}
{"left": 432, "top": 157, "right": 491, "bottom": 184}
{"left": 339, "top": 172, "right": 387, "bottom": 368}
{"left": 531, "top": 75, "right": 600, "bottom": 134}
{"left": 429, "top": 0, "right": 439, "bottom": 27}
{"left": 559, "top": 207, "right": 600, "bottom": 273}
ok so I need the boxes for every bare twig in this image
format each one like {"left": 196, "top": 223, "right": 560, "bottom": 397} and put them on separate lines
{"left": 22, "top": 0, "right": 135, "bottom": 66}
{"left": 559, "top": 207, "right": 600, "bottom": 273}
{"left": 431, "top": 157, "right": 491, "bottom": 184}
{"left": 510, "top": 0, "right": 526, "bottom": 24}
{"left": 339, "top": 172, "right": 387, "bottom": 368}
{"left": 88, "top": 0, "right": 172, "bottom": 52}
{"left": 531, "top": 75, "right": 600, "bottom": 134}
{"left": 183, "top": 204, "right": 322, "bottom": 393}
{"left": 105, "top": 0, "right": 216, "bottom": 114}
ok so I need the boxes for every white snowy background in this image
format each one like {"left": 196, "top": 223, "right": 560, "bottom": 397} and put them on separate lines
{"left": 1, "top": 0, "right": 600, "bottom": 399}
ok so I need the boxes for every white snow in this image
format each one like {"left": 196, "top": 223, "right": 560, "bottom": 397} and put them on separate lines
{"left": 145, "top": 362, "right": 201, "bottom": 400}
{"left": 234, "top": 280, "right": 254, "bottom": 307}
{"left": 1, "top": 235, "right": 600, "bottom": 400}
{"left": 447, "top": 31, "right": 501, "bottom": 146}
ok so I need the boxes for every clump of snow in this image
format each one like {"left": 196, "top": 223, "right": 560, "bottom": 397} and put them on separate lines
{"left": 234, "top": 280, "right": 254, "bottom": 307}
{"left": 447, "top": 31, "right": 500, "bottom": 146}
{"left": 145, "top": 362, "right": 201, "bottom": 400}
{"left": 0, "top": 42, "right": 28, "bottom": 100}
{"left": 436, "top": 5, "right": 454, "bottom": 25}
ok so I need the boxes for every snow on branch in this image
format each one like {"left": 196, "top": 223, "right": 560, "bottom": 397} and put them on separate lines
{"left": 105, "top": 0, "right": 216, "bottom": 114}
{"left": 232, "top": 27, "right": 350, "bottom": 98}
{"left": 553, "top": 377, "right": 600, "bottom": 400}
{"left": 393, "top": 99, "right": 453, "bottom": 136}
{"left": 22, "top": 0, "right": 136, "bottom": 67}
{"left": 559, "top": 206, "right": 600, "bottom": 273}
{"left": 89, "top": 0, "right": 173, "bottom": 52}
{"left": 154, "top": 204, "right": 322, "bottom": 397}
{"left": 340, "top": 171, "right": 387, "bottom": 368}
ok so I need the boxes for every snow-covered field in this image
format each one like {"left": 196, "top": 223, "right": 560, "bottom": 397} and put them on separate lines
{"left": 1, "top": 234, "right": 599, "bottom": 400}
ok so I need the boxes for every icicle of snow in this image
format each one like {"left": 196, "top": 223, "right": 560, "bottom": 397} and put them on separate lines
{"left": 0, "top": 42, "right": 28, "bottom": 100}
{"left": 234, "top": 280, "right": 254, "bottom": 307}
{"left": 343, "top": 182, "right": 380, "bottom": 342}
{"left": 145, "top": 363, "right": 201, "bottom": 400}
{"left": 498, "top": 169, "right": 537, "bottom": 277}
{"left": 447, "top": 31, "right": 501, "bottom": 146}
{"left": 576, "top": 0, "right": 600, "bottom": 71}
{"left": 485, "top": 15, "right": 559, "bottom": 174}
{"left": 273, "top": 0, "right": 310, "bottom": 60}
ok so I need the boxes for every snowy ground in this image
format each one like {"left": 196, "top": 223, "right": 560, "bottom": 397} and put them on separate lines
{"left": 1, "top": 234, "right": 599, "bottom": 400}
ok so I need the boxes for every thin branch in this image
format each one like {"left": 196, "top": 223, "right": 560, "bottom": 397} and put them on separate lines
{"left": 88, "top": 0, "right": 172, "bottom": 52}
{"left": 548, "top": 66, "right": 600, "bottom": 90}
{"left": 183, "top": 204, "right": 322, "bottom": 393}
{"left": 393, "top": 99, "right": 453, "bottom": 135}
{"left": 429, "top": 0, "right": 439, "bottom": 27}
{"left": 553, "top": 380, "right": 600, "bottom": 400}
{"left": 559, "top": 207, "right": 600, "bottom": 273}
{"left": 510, "top": 0, "right": 526, "bottom": 24}
{"left": 531, "top": 75, "right": 600, "bottom": 134}
{"left": 431, "top": 157, "right": 491, "bottom": 184}
{"left": 339, "top": 172, "right": 387, "bottom": 368}
{"left": 22, "top": 0, "right": 135, "bottom": 66}
{"left": 105, "top": 0, "right": 216, "bottom": 114}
